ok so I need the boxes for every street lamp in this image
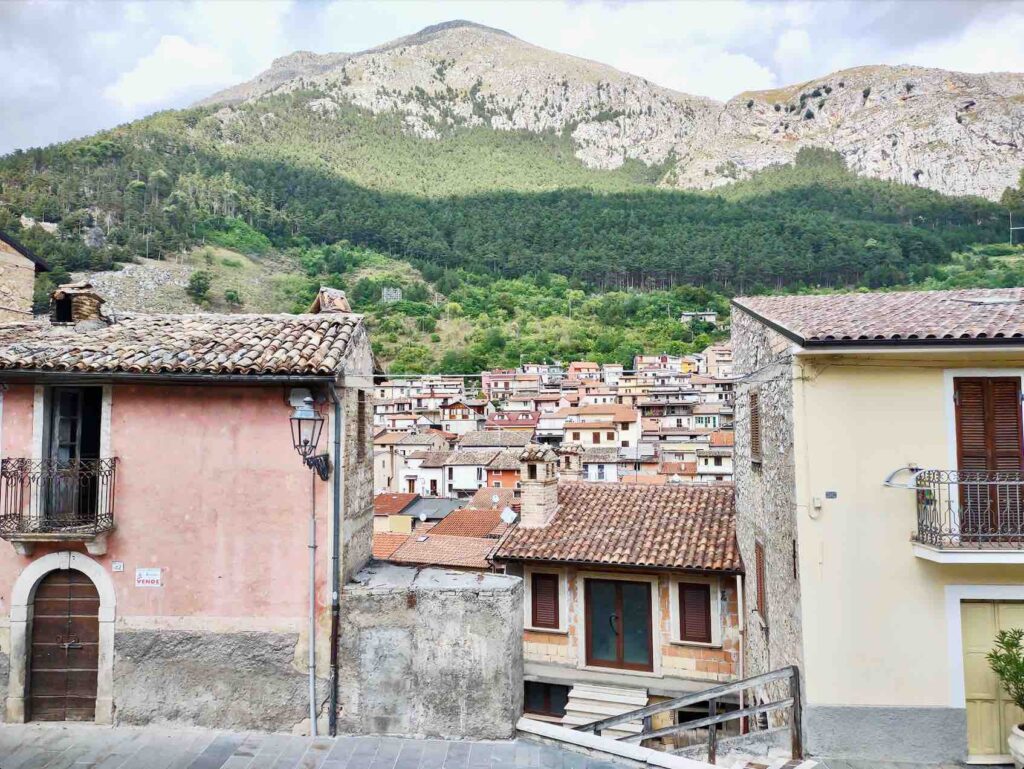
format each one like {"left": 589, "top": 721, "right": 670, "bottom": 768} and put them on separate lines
{"left": 288, "top": 394, "right": 330, "bottom": 737}
{"left": 290, "top": 396, "right": 330, "bottom": 480}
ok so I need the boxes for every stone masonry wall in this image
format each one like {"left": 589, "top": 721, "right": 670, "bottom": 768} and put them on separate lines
{"left": 341, "top": 325, "right": 375, "bottom": 583}
{"left": 731, "top": 308, "right": 804, "bottom": 682}
{"left": 0, "top": 243, "right": 35, "bottom": 321}
{"left": 337, "top": 564, "right": 523, "bottom": 739}
{"left": 113, "top": 630, "right": 324, "bottom": 731}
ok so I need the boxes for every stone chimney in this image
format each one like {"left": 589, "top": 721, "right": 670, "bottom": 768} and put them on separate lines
{"left": 518, "top": 444, "right": 559, "bottom": 529}
{"left": 556, "top": 443, "right": 584, "bottom": 481}
{"left": 50, "top": 282, "right": 105, "bottom": 324}
{"left": 308, "top": 286, "right": 352, "bottom": 313}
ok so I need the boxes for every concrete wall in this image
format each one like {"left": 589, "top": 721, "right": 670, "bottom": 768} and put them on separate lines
{"left": 0, "top": 241, "right": 35, "bottom": 321}
{"left": 731, "top": 309, "right": 805, "bottom": 683}
{"left": 337, "top": 564, "right": 523, "bottom": 739}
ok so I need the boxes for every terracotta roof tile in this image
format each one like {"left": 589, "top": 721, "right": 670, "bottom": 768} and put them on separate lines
{"left": 374, "top": 493, "right": 419, "bottom": 516}
{"left": 466, "top": 487, "right": 517, "bottom": 511}
{"left": 494, "top": 482, "right": 740, "bottom": 573}
{"left": 458, "top": 430, "right": 532, "bottom": 448}
{"left": 734, "top": 289, "right": 1024, "bottom": 345}
{"left": 0, "top": 312, "right": 364, "bottom": 376}
{"left": 429, "top": 507, "right": 508, "bottom": 538}
{"left": 710, "top": 430, "right": 735, "bottom": 447}
{"left": 387, "top": 533, "right": 496, "bottom": 570}
{"left": 372, "top": 532, "right": 409, "bottom": 559}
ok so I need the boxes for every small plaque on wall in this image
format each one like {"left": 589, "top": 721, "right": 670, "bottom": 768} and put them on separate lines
{"left": 135, "top": 567, "right": 161, "bottom": 587}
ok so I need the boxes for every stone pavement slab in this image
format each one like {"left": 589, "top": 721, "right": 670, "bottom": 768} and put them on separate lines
{"left": 0, "top": 724, "right": 635, "bottom": 769}
{"left": 817, "top": 758, "right": 967, "bottom": 769}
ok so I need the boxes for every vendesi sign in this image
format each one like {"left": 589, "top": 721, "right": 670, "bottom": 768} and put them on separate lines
{"left": 135, "top": 567, "right": 162, "bottom": 588}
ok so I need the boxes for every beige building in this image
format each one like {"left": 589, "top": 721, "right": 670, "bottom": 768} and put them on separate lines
{"left": 0, "top": 231, "right": 49, "bottom": 320}
{"left": 732, "top": 288, "right": 1024, "bottom": 764}
{"left": 494, "top": 451, "right": 741, "bottom": 737}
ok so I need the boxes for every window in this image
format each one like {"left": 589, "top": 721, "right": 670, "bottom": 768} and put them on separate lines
{"left": 622, "top": 440, "right": 629, "bottom": 448}
{"left": 524, "top": 682, "right": 569, "bottom": 718}
{"left": 606, "top": 432, "right": 615, "bottom": 441}
{"left": 573, "top": 431, "right": 581, "bottom": 441}
{"left": 678, "top": 583, "right": 712, "bottom": 644}
{"left": 749, "top": 391, "right": 762, "bottom": 463}
{"left": 592, "top": 432, "right": 600, "bottom": 444}
{"left": 584, "top": 579, "right": 653, "bottom": 671}
{"left": 528, "top": 464, "right": 538, "bottom": 480}
{"left": 954, "top": 377, "right": 1024, "bottom": 532}
{"left": 476, "top": 467, "right": 483, "bottom": 481}
{"left": 714, "top": 456, "right": 723, "bottom": 467}
{"left": 447, "top": 467, "right": 453, "bottom": 480}
{"left": 531, "top": 573, "right": 560, "bottom": 629}
{"left": 597, "top": 464, "right": 605, "bottom": 480}
{"left": 754, "top": 541, "right": 767, "bottom": 624}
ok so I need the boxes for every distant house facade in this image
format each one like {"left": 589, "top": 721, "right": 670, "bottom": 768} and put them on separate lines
{"left": 0, "top": 231, "right": 48, "bottom": 321}
{"left": 494, "top": 453, "right": 741, "bottom": 735}
{"left": 732, "top": 288, "right": 1024, "bottom": 763}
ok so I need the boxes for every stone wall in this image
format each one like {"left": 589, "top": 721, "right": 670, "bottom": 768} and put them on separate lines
{"left": 731, "top": 308, "right": 804, "bottom": 681}
{"left": 337, "top": 564, "right": 523, "bottom": 739}
{"left": 0, "top": 242, "right": 36, "bottom": 321}
{"left": 340, "top": 326, "right": 375, "bottom": 583}
{"left": 113, "top": 630, "right": 323, "bottom": 731}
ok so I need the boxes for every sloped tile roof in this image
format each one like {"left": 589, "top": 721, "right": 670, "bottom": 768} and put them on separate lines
{"left": 428, "top": 507, "right": 508, "bottom": 538}
{"left": 0, "top": 313, "right": 364, "bottom": 376}
{"left": 387, "top": 533, "right": 496, "bottom": 570}
{"left": 458, "top": 430, "right": 532, "bottom": 448}
{"left": 466, "top": 487, "right": 517, "bottom": 511}
{"left": 710, "top": 430, "right": 735, "bottom": 447}
{"left": 487, "top": 450, "right": 523, "bottom": 471}
{"left": 446, "top": 449, "right": 500, "bottom": 466}
{"left": 372, "top": 532, "right": 409, "bottom": 559}
{"left": 734, "top": 289, "right": 1024, "bottom": 346}
{"left": 374, "top": 493, "right": 419, "bottom": 516}
{"left": 418, "top": 450, "right": 451, "bottom": 469}
{"left": 494, "top": 482, "right": 740, "bottom": 573}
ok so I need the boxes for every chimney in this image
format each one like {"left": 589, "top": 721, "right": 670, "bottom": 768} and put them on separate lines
{"left": 50, "top": 282, "right": 105, "bottom": 324}
{"left": 556, "top": 443, "right": 584, "bottom": 481}
{"left": 308, "top": 286, "right": 352, "bottom": 314}
{"left": 518, "top": 444, "right": 559, "bottom": 528}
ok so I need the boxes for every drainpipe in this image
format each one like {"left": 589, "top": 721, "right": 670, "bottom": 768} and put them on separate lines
{"left": 308, "top": 465, "right": 317, "bottom": 737}
{"left": 328, "top": 384, "right": 344, "bottom": 736}
{"left": 735, "top": 573, "right": 746, "bottom": 729}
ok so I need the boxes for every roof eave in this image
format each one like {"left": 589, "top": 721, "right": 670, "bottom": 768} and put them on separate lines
{"left": 0, "top": 369, "right": 339, "bottom": 385}
{"left": 0, "top": 230, "right": 50, "bottom": 272}
{"left": 491, "top": 553, "right": 743, "bottom": 575}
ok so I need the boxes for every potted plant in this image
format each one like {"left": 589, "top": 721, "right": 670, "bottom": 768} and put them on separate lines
{"left": 988, "top": 628, "right": 1024, "bottom": 767}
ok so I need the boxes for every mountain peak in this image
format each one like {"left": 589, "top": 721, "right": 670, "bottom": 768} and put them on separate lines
{"left": 409, "top": 20, "right": 517, "bottom": 40}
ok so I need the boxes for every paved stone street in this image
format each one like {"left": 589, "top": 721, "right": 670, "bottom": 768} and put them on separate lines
{"left": 0, "top": 724, "right": 630, "bottom": 769}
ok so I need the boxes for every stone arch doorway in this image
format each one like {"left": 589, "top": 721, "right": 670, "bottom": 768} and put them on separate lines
{"left": 6, "top": 551, "right": 115, "bottom": 724}
{"left": 30, "top": 570, "right": 100, "bottom": 720}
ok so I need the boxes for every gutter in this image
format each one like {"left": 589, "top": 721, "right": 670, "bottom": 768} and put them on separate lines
{"left": 328, "top": 383, "right": 345, "bottom": 736}
{"left": 0, "top": 370, "right": 336, "bottom": 386}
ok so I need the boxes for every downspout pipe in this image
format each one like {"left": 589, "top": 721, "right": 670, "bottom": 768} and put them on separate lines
{"left": 308, "top": 467, "right": 317, "bottom": 737}
{"left": 328, "top": 384, "right": 344, "bottom": 736}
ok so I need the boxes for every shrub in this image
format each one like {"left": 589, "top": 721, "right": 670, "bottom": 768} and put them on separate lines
{"left": 863, "top": 87, "right": 871, "bottom": 100}
{"left": 746, "top": 99, "right": 754, "bottom": 109}
{"left": 221, "top": 257, "right": 243, "bottom": 268}
{"left": 187, "top": 270, "right": 211, "bottom": 302}
{"left": 224, "top": 288, "right": 243, "bottom": 306}
{"left": 804, "top": 109, "right": 815, "bottom": 120}
{"left": 988, "top": 629, "right": 1024, "bottom": 712}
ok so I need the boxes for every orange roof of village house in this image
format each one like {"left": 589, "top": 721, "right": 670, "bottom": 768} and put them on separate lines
{"left": 428, "top": 507, "right": 508, "bottom": 538}
{"left": 494, "top": 482, "right": 740, "bottom": 573}
{"left": 710, "top": 430, "right": 735, "bottom": 447}
{"left": 466, "top": 486, "right": 517, "bottom": 511}
{"left": 733, "top": 289, "right": 1024, "bottom": 346}
{"left": 387, "top": 533, "right": 496, "bottom": 570}
{"left": 372, "top": 532, "right": 409, "bottom": 559}
{"left": 374, "top": 492, "right": 420, "bottom": 516}
{"left": 0, "top": 313, "right": 365, "bottom": 377}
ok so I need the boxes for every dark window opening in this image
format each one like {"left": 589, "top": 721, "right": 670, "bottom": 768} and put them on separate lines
{"left": 584, "top": 578, "right": 653, "bottom": 671}
{"left": 531, "top": 573, "right": 559, "bottom": 629}
{"left": 754, "top": 541, "right": 767, "bottom": 625}
{"left": 749, "top": 391, "right": 762, "bottom": 463}
{"left": 52, "top": 296, "right": 73, "bottom": 323}
{"left": 679, "top": 583, "right": 712, "bottom": 643}
{"left": 524, "top": 682, "right": 569, "bottom": 718}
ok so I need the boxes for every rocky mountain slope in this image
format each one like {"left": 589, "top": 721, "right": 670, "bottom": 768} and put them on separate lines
{"left": 200, "top": 20, "right": 1024, "bottom": 200}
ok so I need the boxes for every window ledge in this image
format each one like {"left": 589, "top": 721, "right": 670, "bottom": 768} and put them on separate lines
{"left": 525, "top": 626, "right": 568, "bottom": 635}
{"left": 669, "top": 639, "right": 722, "bottom": 649}
{"left": 579, "top": 664, "right": 659, "bottom": 678}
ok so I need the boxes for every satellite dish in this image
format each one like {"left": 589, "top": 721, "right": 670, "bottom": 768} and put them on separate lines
{"left": 500, "top": 506, "right": 517, "bottom": 524}
{"left": 419, "top": 512, "right": 428, "bottom": 522}
{"left": 670, "top": 474, "right": 682, "bottom": 484}
{"left": 491, "top": 494, "right": 500, "bottom": 505}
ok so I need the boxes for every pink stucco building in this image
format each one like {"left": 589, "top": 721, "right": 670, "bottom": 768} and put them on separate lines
{"left": 0, "top": 285, "right": 375, "bottom": 732}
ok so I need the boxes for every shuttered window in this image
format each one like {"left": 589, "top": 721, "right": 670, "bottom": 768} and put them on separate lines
{"left": 754, "top": 541, "right": 767, "bottom": 624}
{"left": 955, "top": 378, "right": 1024, "bottom": 534}
{"left": 531, "top": 573, "right": 559, "bottom": 629}
{"left": 749, "top": 391, "right": 762, "bottom": 463}
{"left": 679, "top": 583, "right": 712, "bottom": 643}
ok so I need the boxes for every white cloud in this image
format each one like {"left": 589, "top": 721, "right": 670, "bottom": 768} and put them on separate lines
{"left": 103, "top": 35, "right": 236, "bottom": 110}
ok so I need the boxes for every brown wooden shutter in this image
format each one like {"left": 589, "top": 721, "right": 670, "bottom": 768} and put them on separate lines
{"left": 754, "top": 541, "right": 767, "bottom": 624}
{"left": 531, "top": 573, "right": 559, "bottom": 629}
{"left": 749, "top": 391, "right": 762, "bottom": 462}
{"left": 955, "top": 378, "right": 990, "bottom": 474}
{"left": 679, "top": 583, "right": 712, "bottom": 643}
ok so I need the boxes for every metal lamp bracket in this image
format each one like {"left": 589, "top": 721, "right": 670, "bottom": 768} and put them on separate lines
{"left": 306, "top": 454, "right": 331, "bottom": 481}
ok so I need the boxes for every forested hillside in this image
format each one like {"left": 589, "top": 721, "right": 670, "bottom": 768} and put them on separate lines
{"left": 0, "top": 89, "right": 1010, "bottom": 294}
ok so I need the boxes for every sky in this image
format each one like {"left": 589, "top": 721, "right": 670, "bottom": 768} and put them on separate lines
{"left": 1, "top": 0, "right": 1022, "bottom": 154}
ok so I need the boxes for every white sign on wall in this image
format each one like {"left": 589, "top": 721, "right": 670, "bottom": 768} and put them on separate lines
{"left": 135, "top": 567, "right": 162, "bottom": 588}
{"left": 112, "top": 561, "right": 124, "bottom": 572}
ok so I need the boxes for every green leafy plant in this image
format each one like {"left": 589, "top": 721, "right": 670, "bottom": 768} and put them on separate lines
{"left": 186, "top": 270, "right": 211, "bottom": 302}
{"left": 988, "top": 628, "right": 1024, "bottom": 712}
{"left": 224, "top": 288, "right": 243, "bottom": 306}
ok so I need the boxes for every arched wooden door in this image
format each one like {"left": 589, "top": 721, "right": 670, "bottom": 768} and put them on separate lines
{"left": 30, "top": 570, "right": 99, "bottom": 721}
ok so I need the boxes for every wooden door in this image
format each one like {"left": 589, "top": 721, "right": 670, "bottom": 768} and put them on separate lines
{"left": 584, "top": 579, "right": 653, "bottom": 672}
{"left": 30, "top": 570, "right": 100, "bottom": 721}
{"left": 962, "top": 600, "right": 1024, "bottom": 762}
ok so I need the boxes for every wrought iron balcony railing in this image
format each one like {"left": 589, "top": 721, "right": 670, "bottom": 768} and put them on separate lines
{"left": 914, "top": 469, "right": 1024, "bottom": 549}
{"left": 0, "top": 458, "right": 117, "bottom": 537}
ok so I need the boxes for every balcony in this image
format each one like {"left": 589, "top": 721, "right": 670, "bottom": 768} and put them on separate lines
{"left": 912, "top": 469, "right": 1024, "bottom": 563}
{"left": 0, "top": 458, "right": 117, "bottom": 556}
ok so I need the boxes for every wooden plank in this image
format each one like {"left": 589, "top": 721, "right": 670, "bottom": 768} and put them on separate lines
{"left": 619, "top": 698, "right": 795, "bottom": 744}
{"left": 576, "top": 666, "right": 796, "bottom": 733}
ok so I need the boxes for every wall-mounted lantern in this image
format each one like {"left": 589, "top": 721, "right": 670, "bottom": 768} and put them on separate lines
{"left": 290, "top": 395, "right": 330, "bottom": 480}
